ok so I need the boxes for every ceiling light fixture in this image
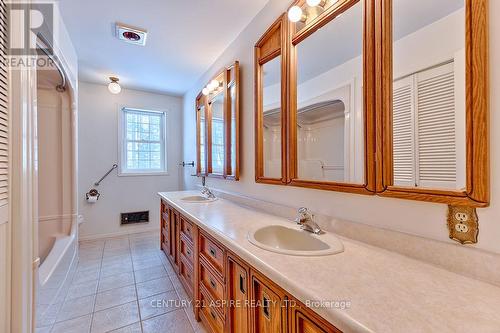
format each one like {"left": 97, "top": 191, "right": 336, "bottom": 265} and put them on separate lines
{"left": 108, "top": 77, "right": 121, "bottom": 94}
{"left": 288, "top": 6, "right": 307, "bottom": 23}
{"left": 202, "top": 88, "right": 210, "bottom": 96}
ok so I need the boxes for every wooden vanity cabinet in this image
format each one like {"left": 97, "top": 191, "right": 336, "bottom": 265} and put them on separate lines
{"left": 289, "top": 303, "right": 341, "bottom": 333}
{"left": 250, "top": 270, "right": 288, "bottom": 333}
{"left": 227, "top": 255, "right": 250, "bottom": 333}
{"left": 160, "top": 199, "right": 341, "bottom": 333}
{"left": 160, "top": 200, "right": 170, "bottom": 256}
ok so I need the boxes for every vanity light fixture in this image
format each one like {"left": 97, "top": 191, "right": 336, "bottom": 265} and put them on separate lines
{"left": 306, "top": 0, "right": 326, "bottom": 7}
{"left": 108, "top": 77, "right": 121, "bottom": 94}
{"left": 202, "top": 79, "right": 222, "bottom": 96}
{"left": 288, "top": 6, "right": 307, "bottom": 23}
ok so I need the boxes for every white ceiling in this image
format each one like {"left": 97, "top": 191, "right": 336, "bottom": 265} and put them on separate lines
{"left": 58, "top": 0, "right": 269, "bottom": 96}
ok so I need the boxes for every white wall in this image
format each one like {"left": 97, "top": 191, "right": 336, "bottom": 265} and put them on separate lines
{"left": 182, "top": 0, "right": 500, "bottom": 255}
{"left": 78, "top": 82, "right": 183, "bottom": 239}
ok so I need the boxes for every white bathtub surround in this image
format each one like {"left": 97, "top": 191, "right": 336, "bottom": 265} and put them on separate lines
{"left": 36, "top": 232, "right": 203, "bottom": 333}
{"left": 159, "top": 190, "right": 500, "bottom": 333}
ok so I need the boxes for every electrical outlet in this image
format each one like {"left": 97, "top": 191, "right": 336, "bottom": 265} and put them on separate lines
{"left": 447, "top": 206, "right": 478, "bottom": 244}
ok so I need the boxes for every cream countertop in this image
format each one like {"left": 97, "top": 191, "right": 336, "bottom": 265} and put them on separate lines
{"left": 159, "top": 191, "right": 500, "bottom": 333}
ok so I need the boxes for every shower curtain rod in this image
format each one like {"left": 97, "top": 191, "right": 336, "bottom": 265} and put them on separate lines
{"left": 36, "top": 34, "right": 67, "bottom": 92}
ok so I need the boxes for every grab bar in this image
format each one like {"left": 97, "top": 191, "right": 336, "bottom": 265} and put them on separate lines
{"left": 95, "top": 164, "right": 118, "bottom": 186}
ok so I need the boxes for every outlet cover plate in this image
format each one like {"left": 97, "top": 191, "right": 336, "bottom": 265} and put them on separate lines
{"left": 447, "top": 206, "right": 478, "bottom": 244}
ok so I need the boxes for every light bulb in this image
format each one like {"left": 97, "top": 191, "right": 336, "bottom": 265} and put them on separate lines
{"left": 306, "top": 0, "right": 322, "bottom": 6}
{"left": 288, "top": 6, "right": 304, "bottom": 23}
{"left": 108, "top": 78, "right": 121, "bottom": 94}
{"left": 210, "top": 80, "right": 219, "bottom": 90}
{"left": 202, "top": 88, "right": 209, "bottom": 96}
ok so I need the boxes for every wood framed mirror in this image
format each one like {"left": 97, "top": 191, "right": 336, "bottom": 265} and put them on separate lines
{"left": 287, "top": 0, "right": 376, "bottom": 194}
{"left": 255, "top": 14, "right": 289, "bottom": 184}
{"left": 377, "top": 0, "right": 489, "bottom": 207}
{"left": 196, "top": 62, "right": 240, "bottom": 180}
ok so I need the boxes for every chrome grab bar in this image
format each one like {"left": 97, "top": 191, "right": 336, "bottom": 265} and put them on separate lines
{"left": 95, "top": 164, "right": 118, "bottom": 186}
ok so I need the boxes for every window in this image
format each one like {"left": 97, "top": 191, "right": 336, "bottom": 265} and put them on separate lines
{"left": 119, "top": 108, "right": 167, "bottom": 175}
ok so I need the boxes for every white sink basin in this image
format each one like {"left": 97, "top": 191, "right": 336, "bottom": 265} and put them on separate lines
{"left": 248, "top": 225, "right": 344, "bottom": 256}
{"left": 180, "top": 195, "right": 217, "bottom": 203}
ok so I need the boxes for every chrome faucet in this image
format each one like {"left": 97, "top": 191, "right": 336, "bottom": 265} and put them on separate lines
{"left": 201, "top": 176, "right": 216, "bottom": 199}
{"left": 294, "top": 207, "right": 322, "bottom": 234}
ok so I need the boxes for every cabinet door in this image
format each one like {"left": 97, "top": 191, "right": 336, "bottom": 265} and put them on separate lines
{"left": 250, "top": 270, "right": 288, "bottom": 333}
{"left": 167, "top": 208, "right": 179, "bottom": 271}
{"left": 290, "top": 304, "right": 341, "bottom": 333}
{"left": 227, "top": 256, "right": 250, "bottom": 333}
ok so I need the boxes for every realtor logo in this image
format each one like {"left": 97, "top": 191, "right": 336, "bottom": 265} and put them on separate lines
{"left": 7, "top": 2, "right": 54, "bottom": 56}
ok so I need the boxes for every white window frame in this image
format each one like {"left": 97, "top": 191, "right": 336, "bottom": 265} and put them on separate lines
{"left": 118, "top": 107, "right": 169, "bottom": 176}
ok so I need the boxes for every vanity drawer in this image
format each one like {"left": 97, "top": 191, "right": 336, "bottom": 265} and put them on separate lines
{"left": 179, "top": 256, "right": 194, "bottom": 298}
{"left": 200, "top": 260, "right": 224, "bottom": 303}
{"left": 180, "top": 234, "right": 194, "bottom": 265}
{"left": 180, "top": 216, "right": 195, "bottom": 242}
{"left": 199, "top": 232, "right": 225, "bottom": 278}
{"left": 200, "top": 286, "right": 225, "bottom": 333}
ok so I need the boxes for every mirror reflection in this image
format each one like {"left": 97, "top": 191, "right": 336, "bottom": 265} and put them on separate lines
{"left": 392, "top": 0, "right": 465, "bottom": 190}
{"left": 210, "top": 92, "right": 225, "bottom": 175}
{"left": 229, "top": 85, "right": 237, "bottom": 176}
{"left": 199, "top": 105, "right": 207, "bottom": 174}
{"left": 262, "top": 56, "right": 282, "bottom": 179}
{"left": 295, "top": 1, "right": 364, "bottom": 183}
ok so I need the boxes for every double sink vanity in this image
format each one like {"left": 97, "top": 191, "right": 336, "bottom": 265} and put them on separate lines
{"left": 159, "top": 190, "right": 500, "bottom": 333}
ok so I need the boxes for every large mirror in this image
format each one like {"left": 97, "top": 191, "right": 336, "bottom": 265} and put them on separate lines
{"left": 287, "top": 0, "right": 375, "bottom": 193}
{"left": 196, "top": 62, "right": 240, "bottom": 180}
{"left": 392, "top": 0, "right": 465, "bottom": 190}
{"left": 227, "top": 62, "right": 240, "bottom": 179}
{"left": 262, "top": 57, "right": 283, "bottom": 179}
{"left": 381, "top": 0, "right": 489, "bottom": 206}
{"left": 294, "top": 0, "right": 364, "bottom": 184}
{"left": 196, "top": 101, "right": 207, "bottom": 175}
{"left": 255, "top": 15, "right": 287, "bottom": 184}
{"left": 209, "top": 91, "right": 225, "bottom": 175}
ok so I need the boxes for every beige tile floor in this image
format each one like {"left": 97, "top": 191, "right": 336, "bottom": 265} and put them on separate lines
{"left": 37, "top": 232, "right": 206, "bottom": 333}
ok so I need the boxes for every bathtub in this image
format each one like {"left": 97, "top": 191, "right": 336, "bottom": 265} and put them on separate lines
{"left": 35, "top": 216, "right": 80, "bottom": 328}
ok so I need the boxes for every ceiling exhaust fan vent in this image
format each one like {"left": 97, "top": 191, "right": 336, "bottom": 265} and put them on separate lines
{"left": 115, "top": 23, "right": 147, "bottom": 46}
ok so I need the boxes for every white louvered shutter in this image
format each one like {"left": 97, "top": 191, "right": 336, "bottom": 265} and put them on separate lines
{"left": 0, "top": 0, "right": 8, "bottom": 223}
{"left": 415, "top": 63, "right": 456, "bottom": 189}
{"left": 393, "top": 76, "right": 416, "bottom": 187}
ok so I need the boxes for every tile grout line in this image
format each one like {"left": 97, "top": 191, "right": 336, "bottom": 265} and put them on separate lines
{"left": 56, "top": 234, "right": 167, "bottom": 333}
{"left": 88, "top": 239, "right": 105, "bottom": 333}
{"left": 128, "top": 236, "right": 145, "bottom": 333}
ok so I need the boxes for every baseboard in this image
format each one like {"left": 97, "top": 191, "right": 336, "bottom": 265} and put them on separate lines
{"left": 78, "top": 226, "right": 160, "bottom": 241}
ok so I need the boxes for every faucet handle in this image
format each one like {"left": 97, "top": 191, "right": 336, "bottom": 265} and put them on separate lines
{"left": 295, "top": 207, "right": 311, "bottom": 224}
{"left": 298, "top": 207, "right": 309, "bottom": 214}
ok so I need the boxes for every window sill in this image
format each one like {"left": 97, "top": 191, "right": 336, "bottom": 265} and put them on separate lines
{"left": 118, "top": 171, "right": 169, "bottom": 177}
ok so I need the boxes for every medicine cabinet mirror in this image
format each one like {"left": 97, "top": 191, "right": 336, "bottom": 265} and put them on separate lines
{"left": 255, "top": 15, "right": 288, "bottom": 184}
{"left": 379, "top": 0, "right": 489, "bottom": 206}
{"left": 196, "top": 62, "right": 240, "bottom": 180}
{"left": 255, "top": 0, "right": 488, "bottom": 206}
{"left": 289, "top": 0, "right": 375, "bottom": 193}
